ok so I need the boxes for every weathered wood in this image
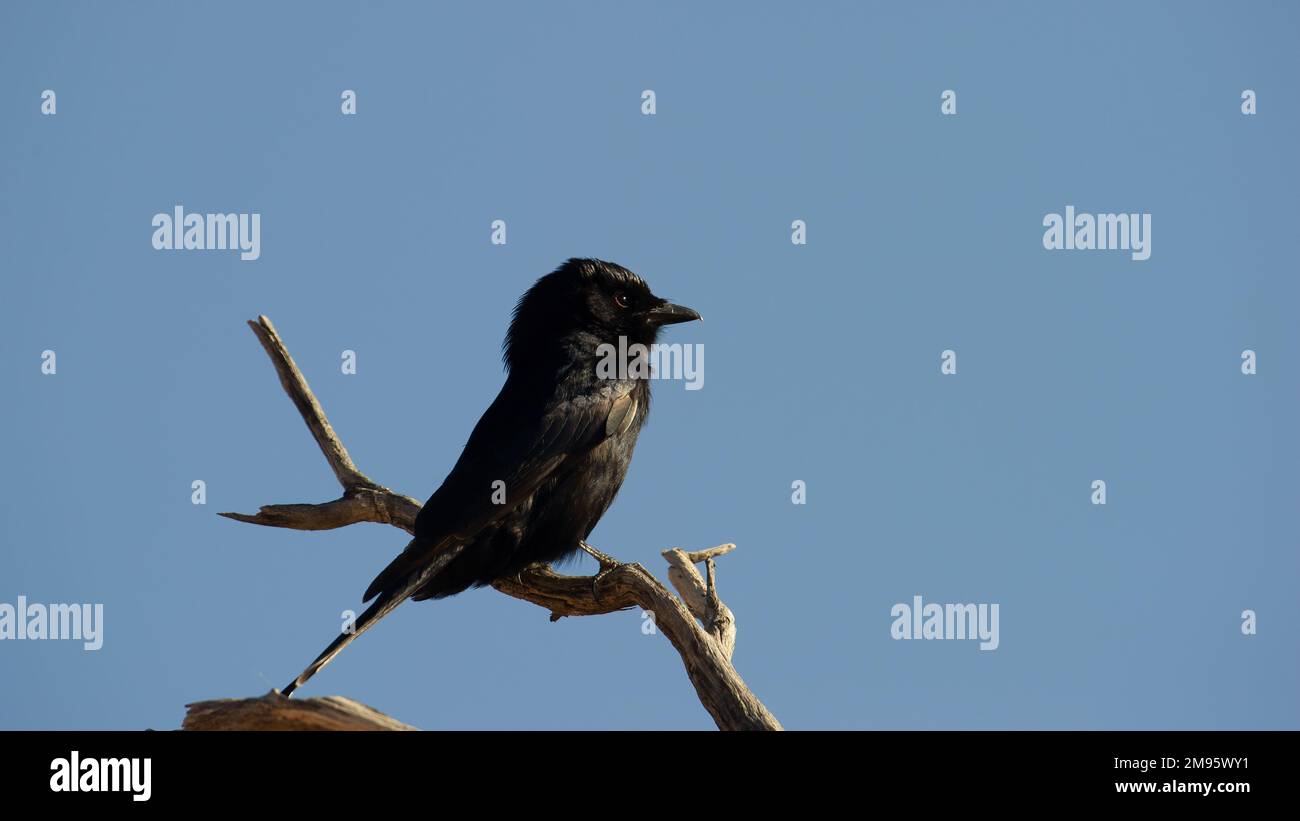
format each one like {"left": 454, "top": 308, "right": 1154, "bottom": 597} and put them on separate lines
{"left": 663, "top": 547, "right": 737, "bottom": 660}
{"left": 220, "top": 315, "right": 781, "bottom": 731}
{"left": 184, "top": 691, "right": 416, "bottom": 731}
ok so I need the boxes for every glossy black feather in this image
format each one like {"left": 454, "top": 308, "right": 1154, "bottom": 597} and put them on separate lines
{"left": 282, "top": 258, "right": 698, "bottom": 695}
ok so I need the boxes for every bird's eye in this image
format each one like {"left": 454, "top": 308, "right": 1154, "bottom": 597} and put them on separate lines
{"left": 613, "top": 292, "right": 631, "bottom": 309}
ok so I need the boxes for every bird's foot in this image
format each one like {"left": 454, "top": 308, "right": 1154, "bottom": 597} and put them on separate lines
{"left": 580, "top": 541, "right": 623, "bottom": 604}
{"left": 579, "top": 540, "right": 620, "bottom": 571}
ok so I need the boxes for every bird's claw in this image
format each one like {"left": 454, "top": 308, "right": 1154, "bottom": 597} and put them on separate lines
{"left": 591, "top": 567, "right": 613, "bottom": 605}
{"left": 580, "top": 542, "right": 623, "bottom": 605}
{"left": 579, "top": 540, "right": 620, "bottom": 571}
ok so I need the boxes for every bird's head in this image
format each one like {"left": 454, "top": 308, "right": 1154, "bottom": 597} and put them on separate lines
{"left": 504, "top": 258, "right": 700, "bottom": 371}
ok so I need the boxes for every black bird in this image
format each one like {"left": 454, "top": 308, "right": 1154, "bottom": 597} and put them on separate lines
{"left": 281, "top": 258, "right": 700, "bottom": 696}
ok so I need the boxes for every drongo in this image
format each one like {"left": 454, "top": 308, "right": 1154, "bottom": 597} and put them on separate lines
{"left": 281, "top": 258, "right": 700, "bottom": 695}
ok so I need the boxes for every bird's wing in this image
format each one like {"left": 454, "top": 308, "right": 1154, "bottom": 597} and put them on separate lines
{"left": 363, "top": 383, "right": 638, "bottom": 602}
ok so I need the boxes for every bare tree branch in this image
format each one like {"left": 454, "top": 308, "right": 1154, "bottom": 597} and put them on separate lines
{"left": 185, "top": 691, "right": 415, "bottom": 731}
{"left": 220, "top": 488, "right": 421, "bottom": 533}
{"left": 663, "top": 547, "right": 737, "bottom": 660}
{"left": 220, "top": 315, "right": 781, "bottom": 731}
{"left": 244, "top": 318, "right": 374, "bottom": 490}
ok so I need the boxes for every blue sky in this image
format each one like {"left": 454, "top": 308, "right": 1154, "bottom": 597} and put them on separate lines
{"left": 1, "top": 1, "right": 1296, "bottom": 729}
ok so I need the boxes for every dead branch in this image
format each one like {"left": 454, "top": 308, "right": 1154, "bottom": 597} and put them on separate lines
{"left": 184, "top": 691, "right": 415, "bottom": 731}
{"left": 218, "top": 315, "right": 781, "bottom": 731}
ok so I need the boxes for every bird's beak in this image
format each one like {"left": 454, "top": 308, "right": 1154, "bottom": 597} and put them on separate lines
{"left": 645, "top": 302, "right": 702, "bottom": 326}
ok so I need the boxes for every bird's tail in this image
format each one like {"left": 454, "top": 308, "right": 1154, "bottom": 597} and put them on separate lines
{"left": 281, "top": 541, "right": 464, "bottom": 697}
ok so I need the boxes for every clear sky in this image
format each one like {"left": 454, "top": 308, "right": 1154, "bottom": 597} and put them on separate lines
{"left": 1, "top": 1, "right": 1296, "bottom": 729}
